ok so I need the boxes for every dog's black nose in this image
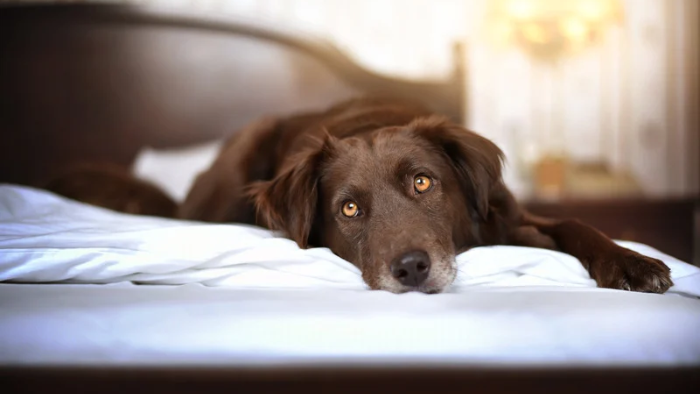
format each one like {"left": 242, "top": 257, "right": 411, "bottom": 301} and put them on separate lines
{"left": 391, "top": 250, "right": 431, "bottom": 287}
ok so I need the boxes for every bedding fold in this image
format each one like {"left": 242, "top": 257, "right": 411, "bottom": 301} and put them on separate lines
{"left": 1, "top": 184, "right": 699, "bottom": 297}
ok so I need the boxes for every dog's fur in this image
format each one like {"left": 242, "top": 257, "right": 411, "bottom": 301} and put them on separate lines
{"left": 51, "top": 97, "right": 674, "bottom": 294}
{"left": 45, "top": 163, "right": 177, "bottom": 218}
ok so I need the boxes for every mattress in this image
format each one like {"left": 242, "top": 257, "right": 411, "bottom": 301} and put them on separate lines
{"left": 1, "top": 184, "right": 699, "bottom": 367}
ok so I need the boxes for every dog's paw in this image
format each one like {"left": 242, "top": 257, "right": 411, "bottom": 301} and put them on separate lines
{"left": 592, "top": 250, "right": 673, "bottom": 293}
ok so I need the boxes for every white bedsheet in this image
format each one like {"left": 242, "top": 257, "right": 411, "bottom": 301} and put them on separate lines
{"left": 1, "top": 184, "right": 699, "bottom": 366}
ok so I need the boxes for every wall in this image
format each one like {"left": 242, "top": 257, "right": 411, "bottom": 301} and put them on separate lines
{"left": 3, "top": 0, "right": 697, "bottom": 198}
{"left": 467, "top": 0, "right": 698, "bottom": 198}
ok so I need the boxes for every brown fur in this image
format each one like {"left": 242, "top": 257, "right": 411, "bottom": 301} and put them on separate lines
{"left": 47, "top": 97, "right": 673, "bottom": 293}
{"left": 181, "top": 97, "right": 673, "bottom": 294}
{"left": 44, "top": 163, "right": 177, "bottom": 218}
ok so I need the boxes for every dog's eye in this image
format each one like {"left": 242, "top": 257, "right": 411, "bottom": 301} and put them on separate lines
{"left": 414, "top": 175, "right": 432, "bottom": 193}
{"left": 342, "top": 201, "right": 360, "bottom": 217}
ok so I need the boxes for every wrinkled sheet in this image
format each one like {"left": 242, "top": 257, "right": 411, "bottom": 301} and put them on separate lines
{"left": 1, "top": 185, "right": 699, "bottom": 295}
{"left": 1, "top": 184, "right": 699, "bottom": 366}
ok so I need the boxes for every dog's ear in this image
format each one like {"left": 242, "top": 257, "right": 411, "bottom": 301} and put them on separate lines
{"left": 248, "top": 136, "right": 335, "bottom": 248}
{"left": 179, "top": 117, "right": 279, "bottom": 223}
{"left": 411, "top": 116, "right": 504, "bottom": 221}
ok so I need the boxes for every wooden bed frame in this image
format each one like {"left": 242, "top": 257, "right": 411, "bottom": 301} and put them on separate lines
{"left": 0, "top": 3, "right": 697, "bottom": 393}
{"left": 0, "top": 2, "right": 465, "bottom": 187}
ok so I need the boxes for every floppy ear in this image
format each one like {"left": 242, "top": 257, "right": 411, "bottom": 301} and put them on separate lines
{"left": 248, "top": 136, "right": 335, "bottom": 248}
{"left": 178, "top": 117, "right": 279, "bottom": 223}
{"left": 411, "top": 116, "right": 504, "bottom": 221}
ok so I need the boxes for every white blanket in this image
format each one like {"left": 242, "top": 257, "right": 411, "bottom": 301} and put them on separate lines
{"left": 1, "top": 184, "right": 700, "bottom": 366}
{"left": 1, "top": 184, "right": 699, "bottom": 296}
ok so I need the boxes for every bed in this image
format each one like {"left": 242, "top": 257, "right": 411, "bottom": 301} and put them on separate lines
{"left": 1, "top": 3, "right": 699, "bottom": 393}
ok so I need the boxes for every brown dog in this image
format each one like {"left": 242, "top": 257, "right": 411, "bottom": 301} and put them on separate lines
{"left": 177, "top": 97, "right": 673, "bottom": 294}
{"left": 45, "top": 163, "right": 178, "bottom": 218}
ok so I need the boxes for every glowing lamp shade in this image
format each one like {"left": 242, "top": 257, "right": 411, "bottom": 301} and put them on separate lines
{"left": 486, "top": 0, "right": 623, "bottom": 59}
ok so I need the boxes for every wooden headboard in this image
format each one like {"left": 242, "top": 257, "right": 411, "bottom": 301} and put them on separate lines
{"left": 0, "top": 3, "right": 465, "bottom": 186}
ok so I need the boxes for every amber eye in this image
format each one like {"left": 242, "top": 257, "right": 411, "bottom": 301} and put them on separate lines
{"left": 342, "top": 201, "right": 360, "bottom": 217}
{"left": 414, "top": 175, "right": 432, "bottom": 193}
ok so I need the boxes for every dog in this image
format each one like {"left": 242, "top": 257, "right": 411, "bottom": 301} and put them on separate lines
{"left": 45, "top": 163, "right": 177, "bottom": 218}
{"left": 171, "top": 97, "right": 672, "bottom": 294}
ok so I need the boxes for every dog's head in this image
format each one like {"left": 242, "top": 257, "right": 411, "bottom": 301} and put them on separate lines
{"left": 251, "top": 116, "right": 504, "bottom": 293}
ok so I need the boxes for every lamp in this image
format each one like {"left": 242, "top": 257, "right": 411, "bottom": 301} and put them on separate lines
{"left": 487, "top": 0, "right": 623, "bottom": 60}
{"left": 485, "top": 0, "right": 626, "bottom": 199}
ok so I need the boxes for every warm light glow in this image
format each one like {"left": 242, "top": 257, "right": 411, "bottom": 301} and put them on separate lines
{"left": 522, "top": 23, "right": 549, "bottom": 44}
{"left": 505, "top": 0, "right": 538, "bottom": 20}
{"left": 577, "top": 0, "right": 611, "bottom": 20}
{"left": 487, "top": 0, "right": 623, "bottom": 59}
{"left": 492, "top": 20, "right": 515, "bottom": 43}
{"left": 561, "top": 18, "right": 589, "bottom": 42}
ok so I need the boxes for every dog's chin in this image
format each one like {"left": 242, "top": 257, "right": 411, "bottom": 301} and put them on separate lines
{"left": 378, "top": 283, "right": 449, "bottom": 294}
{"left": 373, "top": 265, "right": 457, "bottom": 294}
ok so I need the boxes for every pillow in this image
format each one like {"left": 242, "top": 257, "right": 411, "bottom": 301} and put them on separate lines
{"left": 132, "top": 140, "right": 223, "bottom": 202}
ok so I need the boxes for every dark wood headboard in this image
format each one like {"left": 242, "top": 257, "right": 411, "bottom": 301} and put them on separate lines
{"left": 0, "top": 3, "right": 465, "bottom": 186}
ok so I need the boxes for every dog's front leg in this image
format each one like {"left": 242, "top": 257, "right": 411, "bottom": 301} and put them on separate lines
{"left": 516, "top": 212, "right": 673, "bottom": 293}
